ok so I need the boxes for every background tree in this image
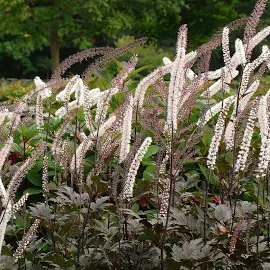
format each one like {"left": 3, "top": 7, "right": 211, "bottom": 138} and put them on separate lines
{"left": 0, "top": 0, "right": 267, "bottom": 78}
{"left": 0, "top": 0, "right": 184, "bottom": 77}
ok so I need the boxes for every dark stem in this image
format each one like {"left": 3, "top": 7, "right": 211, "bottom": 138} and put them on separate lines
{"left": 73, "top": 105, "right": 79, "bottom": 188}
{"left": 267, "top": 171, "right": 270, "bottom": 248}
{"left": 160, "top": 128, "right": 174, "bottom": 270}
{"left": 76, "top": 185, "right": 94, "bottom": 264}
{"left": 203, "top": 171, "right": 210, "bottom": 245}
{"left": 256, "top": 181, "right": 261, "bottom": 260}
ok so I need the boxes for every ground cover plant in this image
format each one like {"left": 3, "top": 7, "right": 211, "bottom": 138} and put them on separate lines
{"left": 2, "top": 0, "right": 270, "bottom": 269}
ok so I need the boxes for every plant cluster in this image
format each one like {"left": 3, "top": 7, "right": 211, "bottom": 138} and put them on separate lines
{"left": 1, "top": 1, "right": 270, "bottom": 269}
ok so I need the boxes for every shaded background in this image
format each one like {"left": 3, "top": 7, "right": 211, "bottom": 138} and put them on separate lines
{"left": 0, "top": 0, "right": 268, "bottom": 79}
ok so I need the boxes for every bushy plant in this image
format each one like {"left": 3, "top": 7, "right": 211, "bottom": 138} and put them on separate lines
{"left": 2, "top": 1, "right": 270, "bottom": 269}
{"left": 0, "top": 80, "right": 33, "bottom": 103}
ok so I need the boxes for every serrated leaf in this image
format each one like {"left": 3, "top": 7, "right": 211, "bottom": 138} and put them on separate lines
{"left": 214, "top": 204, "right": 231, "bottom": 222}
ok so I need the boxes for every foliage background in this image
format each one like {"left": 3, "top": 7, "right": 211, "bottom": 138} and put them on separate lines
{"left": 0, "top": 0, "right": 266, "bottom": 79}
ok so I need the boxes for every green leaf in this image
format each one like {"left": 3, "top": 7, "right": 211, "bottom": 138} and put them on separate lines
{"left": 127, "top": 64, "right": 153, "bottom": 79}
{"left": 44, "top": 254, "right": 74, "bottom": 268}
{"left": 198, "top": 164, "right": 219, "bottom": 186}
{"left": 202, "top": 127, "right": 212, "bottom": 147}
{"left": 143, "top": 165, "right": 156, "bottom": 181}
{"left": 48, "top": 159, "right": 62, "bottom": 172}
{"left": 142, "top": 160, "right": 156, "bottom": 166}
{"left": 20, "top": 124, "right": 39, "bottom": 142}
{"left": 143, "top": 145, "right": 159, "bottom": 159}
{"left": 114, "top": 92, "right": 125, "bottom": 104}
{"left": 28, "top": 135, "right": 42, "bottom": 146}
{"left": 23, "top": 188, "right": 42, "bottom": 195}
{"left": 131, "top": 203, "right": 139, "bottom": 213}
{"left": 12, "top": 143, "right": 24, "bottom": 156}
{"left": 26, "top": 170, "right": 42, "bottom": 186}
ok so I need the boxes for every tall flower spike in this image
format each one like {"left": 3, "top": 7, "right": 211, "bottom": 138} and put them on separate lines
{"left": 222, "top": 27, "right": 231, "bottom": 67}
{"left": 36, "top": 93, "right": 44, "bottom": 131}
{"left": 83, "top": 87, "right": 100, "bottom": 134}
{"left": 6, "top": 142, "right": 45, "bottom": 204}
{"left": 34, "top": 77, "right": 52, "bottom": 99}
{"left": 247, "top": 26, "right": 270, "bottom": 55}
{"left": 0, "top": 136, "right": 14, "bottom": 171}
{"left": 207, "top": 100, "right": 233, "bottom": 170}
{"left": 235, "top": 39, "right": 246, "bottom": 65}
{"left": 224, "top": 48, "right": 270, "bottom": 149}
{"left": 256, "top": 90, "right": 270, "bottom": 177}
{"left": 243, "top": 0, "right": 267, "bottom": 59}
{"left": 95, "top": 88, "right": 118, "bottom": 125}
{"left": 119, "top": 95, "right": 133, "bottom": 163}
{"left": 10, "top": 193, "right": 29, "bottom": 216}
{"left": 0, "top": 200, "right": 11, "bottom": 255}
{"left": 122, "top": 137, "right": 152, "bottom": 200}
{"left": 42, "top": 154, "right": 49, "bottom": 194}
{"left": 134, "top": 64, "right": 172, "bottom": 108}
{"left": 74, "top": 78, "right": 86, "bottom": 105}
{"left": 158, "top": 153, "right": 170, "bottom": 217}
{"left": 197, "top": 96, "right": 235, "bottom": 127}
{"left": 165, "top": 25, "right": 187, "bottom": 133}
{"left": 13, "top": 219, "right": 40, "bottom": 262}
{"left": 235, "top": 100, "right": 258, "bottom": 172}
{"left": 0, "top": 175, "right": 7, "bottom": 201}
{"left": 110, "top": 54, "right": 138, "bottom": 90}
{"left": 70, "top": 115, "right": 116, "bottom": 174}
{"left": 56, "top": 75, "right": 80, "bottom": 102}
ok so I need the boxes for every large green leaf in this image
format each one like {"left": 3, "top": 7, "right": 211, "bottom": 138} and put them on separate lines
{"left": 143, "top": 165, "right": 156, "bottom": 181}
{"left": 143, "top": 145, "right": 159, "bottom": 159}
{"left": 26, "top": 169, "right": 42, "bottom": 186}
{"left": 198, "top": 164, "right": 219, "bottom": 186}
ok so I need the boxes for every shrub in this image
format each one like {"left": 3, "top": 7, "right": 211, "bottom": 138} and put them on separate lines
{"left": 0, "top": 80, "right": 33, "bottom": 103}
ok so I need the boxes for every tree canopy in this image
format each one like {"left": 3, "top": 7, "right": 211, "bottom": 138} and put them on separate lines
{"left": 0, "top": 0, "right": 267, "bottom": 78}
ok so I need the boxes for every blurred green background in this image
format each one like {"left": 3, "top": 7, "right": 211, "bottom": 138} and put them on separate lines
{"left": 0, "top": 0, "right": 267, "bottom": 79}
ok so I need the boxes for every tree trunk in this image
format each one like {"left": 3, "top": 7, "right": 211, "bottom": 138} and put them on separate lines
{"left": 50, "top": 30, "right": 60, "bottom": 73}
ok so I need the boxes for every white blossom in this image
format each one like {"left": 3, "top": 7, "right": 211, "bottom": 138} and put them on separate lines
{"left": 123, "top": 137, "right": 152, "bottom": 200}
{"left": 9, "top": 193, "right": 29, "bottom": 215}
{"left": 197, "top": 96, "right": 235, "bottom": 126}
{"left": 0, "top": 136, "right": 14, "bottom": 170}
{"left": 202, "top": 69, "right": 238, "bottom": 97}
{"left": 56, "top": 75, "right": 80, "bottom": 102}
{"left": 207, "top": 101, "right": 232, "bottom": 170}
{"left": 119, "top": 96, "right": 133, "bottom": 163}
{"left": 235, "top": 104, "right": 258, "bottom": 172}
{"left": 134, "top": 64, "right": 172, "bottom": 108}
{"left": 95, "top": 88, "right": 118, "bottom": 125}
{"left": 70, "top": 115, "right": 116, "bottom": 173}
{"left": 34, "top": 76, "right": 52, "bottom": 99}
{"left": 162, "top": 57, "right": 172, "bottom": 65}
{"left": 158, "top": 153, "right": 170, "bottom": 217}
{"left": 55, "top": 100, "right": 79, "bottom": 118}
{"left": 235, "top": 39, "right": 246, "bottom": 65}
{"left": 222, "top": 27, "right": 231, "bottom": 67}
{"left": 256, "top": 91, "right": 270, "bottom": 177}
